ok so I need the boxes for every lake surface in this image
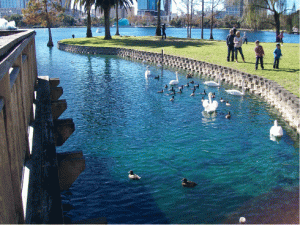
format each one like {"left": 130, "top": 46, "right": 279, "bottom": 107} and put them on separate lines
{"left": 48, "top": 26, "right": 300, "bottom": 43}
{"left": 35, "top": 28, "right": 299, "bottom": 224}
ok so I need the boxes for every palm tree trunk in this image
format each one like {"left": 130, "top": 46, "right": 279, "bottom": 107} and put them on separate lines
{"left": 86, "top": 3, "right": 92, "bottom": 37}
{"left": 115, "top": 1, "right": 120, "bottom": 35}
{"left": 155, "top": 0, "right": 161, "bottom": 36}
{"left": 201, "top": 0, "right": 204, "bottom": 39}
{"left": 104, "top": 6, "right": 112, "bottom": 39}
{"left": 44, "top": 0, "right": 53, "bottom": 47}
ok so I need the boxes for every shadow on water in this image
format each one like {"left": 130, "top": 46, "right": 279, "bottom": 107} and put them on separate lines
{"left": 61, "top": 156, "right": 169, "bottom": 224}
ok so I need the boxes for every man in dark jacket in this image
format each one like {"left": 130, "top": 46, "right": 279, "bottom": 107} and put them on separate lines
{"left": 226, "top": 29, "right": 235, "bottom": 62}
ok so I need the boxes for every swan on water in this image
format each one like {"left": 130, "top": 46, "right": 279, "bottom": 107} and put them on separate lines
{"left": 128, "top": 170, "right": 141, "bottom": 180}
{"left": 225, "top": 80, "right": 245, "bottom": 96}
{"left": 204, "top": 73, "right": 221, "bottom": 87}
{"left": 145, "top": 66, "right": 151, "bottom": 77}
{"left": 202, "top": 92, "right": 218, "bottom": 113}
{"left": 169, "top": 72, "right": 179, "bottom": 85}
{"left": 270, "top": 120, "right": 283, "bottom": 137}
{"left": 181, "top": 178, "right": 197, "bottom": 187}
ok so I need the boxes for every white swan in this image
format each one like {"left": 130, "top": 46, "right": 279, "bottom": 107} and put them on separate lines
{"left": 128, "top": 170, "right": 141, "bottom": 180}
{"left": 270, "top": 120, "right": 283, "bottom": 137}
{"left": 145, "top": 66, "right": 151, "bottom": 77}
{"left": 204, "top": 73, "right": 221, "bottom": 87}
{"left": 202, "top": 92, "right": 218, "bottom": 113}
{"left": 225, "top": 80, "right": 245, "bottom": 96}
{"left": 169, "top": 72, "right": 179, "bottom": 85}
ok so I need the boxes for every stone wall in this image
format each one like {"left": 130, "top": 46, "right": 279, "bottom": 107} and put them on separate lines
{"left": 57, "top": 42, "right": 300, "bottom": 134}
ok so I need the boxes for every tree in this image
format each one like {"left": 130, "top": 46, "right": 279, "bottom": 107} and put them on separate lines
{"left": 208, "top": 0, "right": 224, "bottom": 40}
{"left": 243, "top": 0, "right": 288, "bottom": 40}
{"left": 23, "top": 0, "right": 63, "bottom": 47}
{"left": 96, "top": 0, "right": 134, "bottom": 40}
{"left": 155, "top": 0, "right": 162, "bottom": 36}
{"left": 115, "top": 1, "right": 120, "bottom": 35}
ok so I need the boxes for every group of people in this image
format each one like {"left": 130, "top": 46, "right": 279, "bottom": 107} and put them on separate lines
{"left": 226, "top": 27, "right": 283, "bottom": 70}
{"left": 226, "top": 28, "right": 247, "bottom": 63}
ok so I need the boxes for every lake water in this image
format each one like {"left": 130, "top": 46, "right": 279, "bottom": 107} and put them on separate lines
{"left": 34, "top": 28, "right": 299, "bottom": 223}
{"left": 48, "top": 27, "right": 300, "bottom": 43}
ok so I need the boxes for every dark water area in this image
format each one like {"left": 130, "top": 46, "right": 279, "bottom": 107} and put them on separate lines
{"left": 34, "top": 28, "right": 299, "bottom": 224}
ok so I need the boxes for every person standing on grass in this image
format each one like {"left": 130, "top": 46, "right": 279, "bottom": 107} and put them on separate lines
{"left": 254, "top": 40, "right": 264, "bottom": 70}
{"left": 234, "top": 31, "right": 245, "bottom": 63}
{"left": 226, "top": 29, "right": 235, "bottom": 62}
{"left": 243, "top": 32, "right": 248, "bottom": 44}
{"left": 161, "top": 24, "right": 166, "bottom": 39}
{"left": 277, "top": 31, "right": 284, "bottom": 45}
{"left": 273, "top": 43, "right": 282, "bottom": 69}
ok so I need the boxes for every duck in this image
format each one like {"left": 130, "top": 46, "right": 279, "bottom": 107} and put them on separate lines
{"left": 201, "top": 97, "right": 205, "bottom": 102}
{"left": 190, "top": 80, "right": 194, "bottom": 84}
{"left": 202, "top": 92, "right": 218, "bottom": 113}
{"left": 190, "top": 90, "right": 195, "bottom": 96}
{"left": 270, "top": 120, "right": 283, "bottom": 137}
{"left": 170, "top": 96, "right": 175, "bottom": 101}
{"left": 200, "top": 90, "right": 206, "bottom": 95}
{"left": 181, "top": 178, "right": 197, "bottom": 187}
{"left": 169, "top": 86, "right": 175, "bottom": 91}
{"left": 168, "top": 90, "right": 176, "bottom": 95}
{"left": 194, "top": 84, "right": 199, "bottom": 88}
{"left": 177, "top": 89, "right": 182, "bottom": 94}
{"left": 145, "top": 66, "right": 151, "bottom": 77}
{"left": 186, "top": 73, "right": 193, "bottom": 78}
{"left": 157, "top": 89, "right": 164, "bottom": 93}
{"left": 128, "top": 170, "right": 141, "bottom": 180}
{"left": 212, "top": 92, "right": 216, "bottom": 98}
{"left": 164, "top": 84, "right": 168, "bottom": 89}
{"left": 204, "top": 73, "right": 221, "bottom": 87}
{"left": 225, "top": 111, "right": 231, "bottom": 119}
{"left": 169, "top": 72, "right": 179, "bottom": 85}
{"left": 225, "top": 80, "right": 245, "bottom": 96}
{"left": 220, "top": 97, "right": 225, "bottom": 102}
{"left": 191, "top": 86, "right": 196, "bottom": 91}
{"left": 178, "top": 85, "right": 184, "bottom": 90}
{"left": 226, "top": 101, "right": 231, "bottom": 106}
{"left": 154, "top": 75, "right": 159, "bottom": 79}
{"left": 184, "top": 83, "right": 190, "bottom": 87}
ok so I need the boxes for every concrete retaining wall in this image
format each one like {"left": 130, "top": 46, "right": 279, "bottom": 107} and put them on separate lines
{"left": 57, "top": 42, "right": 300, "bottom": 134}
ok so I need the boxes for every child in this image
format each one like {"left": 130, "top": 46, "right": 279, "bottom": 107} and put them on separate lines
{"left": 234, "top": 31, "right": 245, "bottom": 63}
{"left": 273, "top": 43, "right": 282, "bottom": 69}
{"left": 277, "top": 31, "right": 284, "bottom": 46}
{"left": 254, "top": 40, "right": 264, "bottom": 70}
{"left": 226, "top": 29, "right": 235, "bottom": 62}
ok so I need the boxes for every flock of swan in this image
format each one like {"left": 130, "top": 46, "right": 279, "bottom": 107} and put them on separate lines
{"left": 146, "top": 67, "right": 284, "bottom": 140}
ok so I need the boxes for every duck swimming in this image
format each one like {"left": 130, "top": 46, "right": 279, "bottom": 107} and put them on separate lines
{"left": 185, "top": 83, "right": 190, "bottom": 87}
{"left": 225, "top": 111, "right": 231, "bottom": 119}
{"left": 190, "top": 90, "right": 195, "bottom": 96}
{"left": 128, "top": 170, "right": 141, "bottom": 180}
{"left": 186, "top": 73, "right": 193, "bottom": 78}
{"left": 154, "top": 75, "right": 159, "bottom": 79}
{"left": 181, "top": 178, "right": 197, "bottom": 187}
{"left": 220, "top": 97, "right": 225, "bottom": 102}
{"left": 194, "top": 84, "right": 199, "bottom": 88}
{"left": 157, "top": 89, "right": 164, "bottom": 93}
{"left": 164, "top": 84, "right": 168, "bottom": 88}
{"left": 170, "top": 96, "right": 175, "bottom": 101}
{"left": 226, "top": 101, "right": 231, "bottom": 106}
{"left": 177, "top": 89, "right": 182, "bottom": 94}
{"left": 169, "top": 86, "right": 175, "bottom": 91}
{"left": 190, "top": 80, "right": 195, "bottom": 84}
{"left": 200, "top": 90, "right": 206, "bottom": 95}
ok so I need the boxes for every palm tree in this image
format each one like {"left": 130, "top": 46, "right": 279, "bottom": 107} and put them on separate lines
{"left": 155, "top": 0, "right": 162, "bottom": 36}
{"left": 96, "top": 0, "right": 134, "bottom": 39}
{"left": 65, "top": 0, "right": 95, "bottom": 37}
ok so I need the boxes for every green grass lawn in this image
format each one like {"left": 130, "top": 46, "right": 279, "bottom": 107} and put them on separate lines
{"left": 60, "top": 36, "right": 299, "bottom": 97}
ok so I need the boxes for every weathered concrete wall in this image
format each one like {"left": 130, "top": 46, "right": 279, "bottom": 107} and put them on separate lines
{"left": 0, "top": 30, "right": 37, "bottom": 224}
{"left": 57, "top": 42, "right": 300, "bottom": 134}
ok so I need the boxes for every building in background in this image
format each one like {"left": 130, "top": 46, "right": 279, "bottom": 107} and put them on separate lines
{"left": 224, "top": 0, "right": 244, "bottom": 17}
{"left": 137, "top": 0, "right": 172, "bottom": 16}
{"left": 0, "top": 0, "right": 29, "bottom": 9}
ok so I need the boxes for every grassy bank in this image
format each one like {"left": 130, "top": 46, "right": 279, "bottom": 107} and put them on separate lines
{"left": 60, "top": 36, "right": 299, "bottom": 97}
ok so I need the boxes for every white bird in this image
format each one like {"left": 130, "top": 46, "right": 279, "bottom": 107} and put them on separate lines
{"left": 169, "top": 72, "right": 179, "bottom": 85}
{"left": 145, "top": 66, "right": 151, "bottom": 77}
{"left": 270, "top": 120, "right": 283, "bottom": 137}
{"left": 225, "top": 80, "right": 245, "bottom": 96}
{"left": 204, "top": 73, "right": 221, "bottom": 87}
{"left": 202, "top": 92, "right": 218, "bottom": 113}
{"left": 128, "top": 170, "right": 141, "bottom": 180}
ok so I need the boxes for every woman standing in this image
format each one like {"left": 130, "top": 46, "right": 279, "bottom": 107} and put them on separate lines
{"left": 234, "top": 31, "right": 245, "bottom": 63}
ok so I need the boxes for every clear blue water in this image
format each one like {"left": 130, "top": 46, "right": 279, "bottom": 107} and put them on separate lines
{"left": 40, "top": 26, "right": 300, "bottom": 43}
{"left": 34, "top": 28, "right": 299, "bottom": 223}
